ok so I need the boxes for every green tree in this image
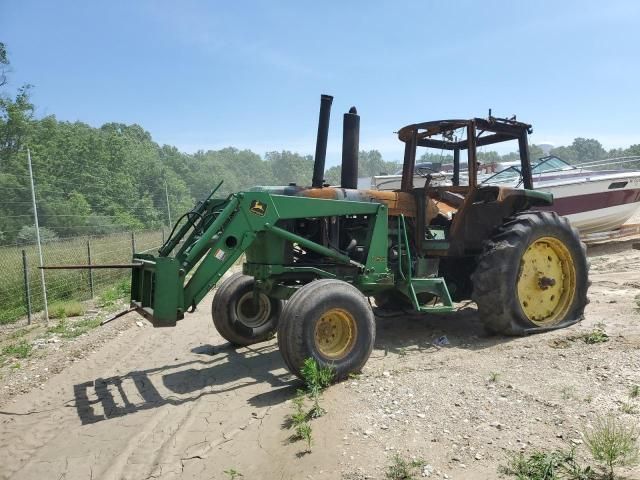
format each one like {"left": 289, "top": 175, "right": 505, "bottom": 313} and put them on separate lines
{"left": 0, "top": 42, "right": 8, "bottom": 87}
{"left": 266, "top": 150, "right": 314, "bottom": 186}
{"left": 359, "top": 150, "right": 386, "bottom": 177}
{"left": 16, "top": 225, "right": 58, "bottom": 245}
{"left": 551, "top": 138, "right": 606, "bottom": 164}
{"left": 324, "top": 165, "right": 341, "bottom": 185}
{"left": 572, "top": 137, "right": 606, "bottom": 163}
{"left": 41, "top": 191, "right": 92, "bottom": 237}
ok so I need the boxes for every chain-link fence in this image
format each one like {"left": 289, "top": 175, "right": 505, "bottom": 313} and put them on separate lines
{"left": 0, "top": 229, "right": 164, "bottom": 325}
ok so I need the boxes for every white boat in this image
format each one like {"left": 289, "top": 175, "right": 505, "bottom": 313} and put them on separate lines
{"left": 372, "top": 156, "right": 640, "bottom": 234}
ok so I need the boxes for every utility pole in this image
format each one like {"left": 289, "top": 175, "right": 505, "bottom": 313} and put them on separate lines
{"left": 27, "top": 148, "right": 49, "bottom": 323}
{"left": 164, "top": 182, "right": 172, "bottom": 227}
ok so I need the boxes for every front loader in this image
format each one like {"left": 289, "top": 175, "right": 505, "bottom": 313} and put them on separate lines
{"left": 129, "top": 95, "right": 589, "bottom": 380}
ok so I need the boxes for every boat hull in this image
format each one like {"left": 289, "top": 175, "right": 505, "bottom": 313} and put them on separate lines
{"left": 537, "top": 176, "right": 640, "bottom": 233}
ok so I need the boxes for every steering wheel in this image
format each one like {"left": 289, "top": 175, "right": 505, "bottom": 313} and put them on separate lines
{"left": 415, "top": 166, "right": 448, "bottom": 182}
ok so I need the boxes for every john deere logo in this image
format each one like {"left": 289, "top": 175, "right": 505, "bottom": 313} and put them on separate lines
{"left": 250, "top": 200, "right": 267, "bottom": 216}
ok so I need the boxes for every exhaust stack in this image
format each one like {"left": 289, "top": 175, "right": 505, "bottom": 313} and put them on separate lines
{"left": 340, "top": 106, "right": 360, "bottom": 189}
{"left": 312, "top": 94, "right": 333, "bottom": 188}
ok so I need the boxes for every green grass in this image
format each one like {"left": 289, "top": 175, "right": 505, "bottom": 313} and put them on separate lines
{"left": 561, "top": 386, "right": 576, "bottom": 400}
{"left": 488, "top": 371, "right": 500, "bottom": 382}
{"left": 1, "top": 340, "right": 32, "bottom": 362}
{"left": 49, "top": 300, "right": 85, "bottom": 319}
{"left": 585, "top": 415, "right": 639, "bottom": 479}
{"left": 223, "top": 468, "right": 243, "bottom": 479}
{"left": 288, "top": 390, "right": 313, "bottom": 451}
{"left": 385, "top": 454, "right": 427, "bottom": 480}
{"left": 499, "top": 448, "right": 593, "bottom": 479}
{"left": 582, "top": 328, "right": 609, "bottom": 345}
{"left": 7, "top": 326, "right": 37, "bottom": 340}
{"left": 98, "top": 278, "right": 131, "bottom": 308}
{"left": 300, "top": 358, "right": 334, "bottom": 418}
{"left": 620, "top": 402, "right": 637, "bottom": 415}
{"left": 630, "top": 385, "right": 640, "bottom": 399}
{"left": 286, "top": 358, "right": 335, "bottom": 453}
{"left": 47, "top": 317, "right": 102, "bottom": 339}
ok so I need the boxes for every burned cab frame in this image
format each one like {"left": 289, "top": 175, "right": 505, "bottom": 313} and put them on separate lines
{"left": 394, "top": 117, "right": 551, "bottom": 256}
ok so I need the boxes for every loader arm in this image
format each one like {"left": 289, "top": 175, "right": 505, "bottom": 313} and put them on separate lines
{"left": 131, "top": 191, "right": 388, "bottom": 326}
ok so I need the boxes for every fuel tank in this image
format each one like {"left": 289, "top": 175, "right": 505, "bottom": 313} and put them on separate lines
{"left": 250, "top": 185, "right": 421, "bottom": 218}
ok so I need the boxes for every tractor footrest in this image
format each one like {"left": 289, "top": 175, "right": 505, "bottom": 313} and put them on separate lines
{"left": 409, "top": 277, "right": 454, "bottom": 313}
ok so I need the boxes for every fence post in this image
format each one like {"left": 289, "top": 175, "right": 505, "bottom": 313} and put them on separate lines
{"left": 161, "top": 228, "right": 165, "bottom": 245}
{"left": 22, "top": 250, "right": 32, "bottom": 325}
{"left": 87, "top": 239, "right": 94, "bottom": 299}
{"left": 27, "top": 147, "right": 49, "bottom": 323}
{"left": 131, "top": 232, "right": 136, "bottom": 257}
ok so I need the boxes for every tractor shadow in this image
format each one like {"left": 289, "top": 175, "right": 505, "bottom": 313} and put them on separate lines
{"left": 72, "top": 342, "right": 299, "bottom": 425}
{"left": 72, "top": 306, "right": 518, "bottom": 425}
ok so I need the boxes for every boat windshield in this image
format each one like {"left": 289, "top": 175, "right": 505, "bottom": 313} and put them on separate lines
{"left": 482, "top": 166, "right": 521, "bottom": 185}
{"left": 531, "top": 156, "right": 575, "bottom": 174}
{"left": 482, "top": 156, "right": 576, "bottom": 185}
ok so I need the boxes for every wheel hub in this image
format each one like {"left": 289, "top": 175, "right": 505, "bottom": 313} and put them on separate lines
{"left": 517, "top": 236, "right": 576, "bottom": 326}
{"left": 314, "top": 308, "right": 357, "bottom": 360}
{"left": 236, "top": 292, "right": 272, "bottom": 328}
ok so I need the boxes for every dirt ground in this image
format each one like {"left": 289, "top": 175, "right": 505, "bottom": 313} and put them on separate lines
{"left": 0, "top": 238, "right": 639, "bottom": 479}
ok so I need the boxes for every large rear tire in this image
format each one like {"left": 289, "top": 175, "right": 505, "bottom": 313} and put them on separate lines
{"left": 212, "top": 272, "right": 283, "bottom": 346}
{"left": 278, "top": 279, "right": 375, "bottom": 381}
{"left": 471, "top": 211, "right": 589, "bottom": 335}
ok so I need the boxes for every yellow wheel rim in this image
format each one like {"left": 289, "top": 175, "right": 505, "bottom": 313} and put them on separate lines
{"left": 314, "top": 308, "right": 357, "bottom": 360}
{"left": 517, "top": 236, "right": 576, "bottom": 326}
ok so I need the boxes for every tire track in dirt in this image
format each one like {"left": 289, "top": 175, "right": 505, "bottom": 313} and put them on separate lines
{"left": 0, "top": 291, "right": 301, "bottom": 480}
{"left": 0, "top": 320, "right": 166, "bottom": 479}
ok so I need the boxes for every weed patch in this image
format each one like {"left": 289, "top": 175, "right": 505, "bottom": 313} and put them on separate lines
{"left": 582, "top": 328, "right": 609, "bottom": 345}
{"left": 500, "top": 447, "right": 593, "bottom": 479}
{"left": 99, "top": 279, "right": 130, "bottom": 308}
{"left": 561, "top": 386, "right": 576, "bottom": 400}
{"left": 301, "top": 357, "right": 333, "bottom": 418}
{"left": 286, "top": 358, "right": 334, "bottom": 454}
{"left": 49, "top": 301, "right": 85, "bottom": 319}
{"left": 8, "top": 326, "right": 37, "bottom": 340}
{"left": 223, "top": 468, "right": 243, "bottom": 479}
{"left": 385, "top": 454, "right": 427, "bottom": 480}
{"left": 585, "top": 415, "right": 639, "bottom": 479}
{"left": 1, "top": 340, "right": 32, "bottom": 362}
{"left": 48, "top": 317, "right": 101, "bottom": 339}
{"left": 620, "top": 402, "right": 637, "bottom": 415}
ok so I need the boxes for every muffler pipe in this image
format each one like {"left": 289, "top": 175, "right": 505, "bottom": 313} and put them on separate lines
{"left": 341, "top": 106, "right": 360, "bottom": 189}
{"left": 312, "top": 94, "right": 333, "bottom": 188}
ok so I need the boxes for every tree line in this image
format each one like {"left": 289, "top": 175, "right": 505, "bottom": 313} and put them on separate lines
{"left": 1, "top": 42, "right": 638, "bottom": 244}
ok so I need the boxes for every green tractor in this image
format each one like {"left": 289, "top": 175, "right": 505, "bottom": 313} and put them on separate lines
{"left": 130, "top": 95, "right": 589, "bottom": 380}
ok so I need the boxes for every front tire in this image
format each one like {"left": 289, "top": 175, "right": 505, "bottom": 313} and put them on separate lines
{"left": 212, "top": 272, "right": 283, "bottom": 346}
{"left": 471, "top": 211, "right": 589, "bottom": 335}
{"left": 278, "top": 279, "right": 375, "bottom": 381}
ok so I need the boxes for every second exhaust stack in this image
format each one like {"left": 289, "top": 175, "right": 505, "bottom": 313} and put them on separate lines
{"left": 341, "top": 106, "right": 360, "bottom": 189}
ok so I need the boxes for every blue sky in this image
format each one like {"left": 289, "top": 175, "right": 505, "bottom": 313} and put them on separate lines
{"left": 2, "top": 0, "right": 639, "bottom": 166}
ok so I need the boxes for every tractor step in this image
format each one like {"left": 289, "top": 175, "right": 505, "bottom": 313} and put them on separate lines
{"left": 399, "top": 277, "right": 454, "bottom": 313}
